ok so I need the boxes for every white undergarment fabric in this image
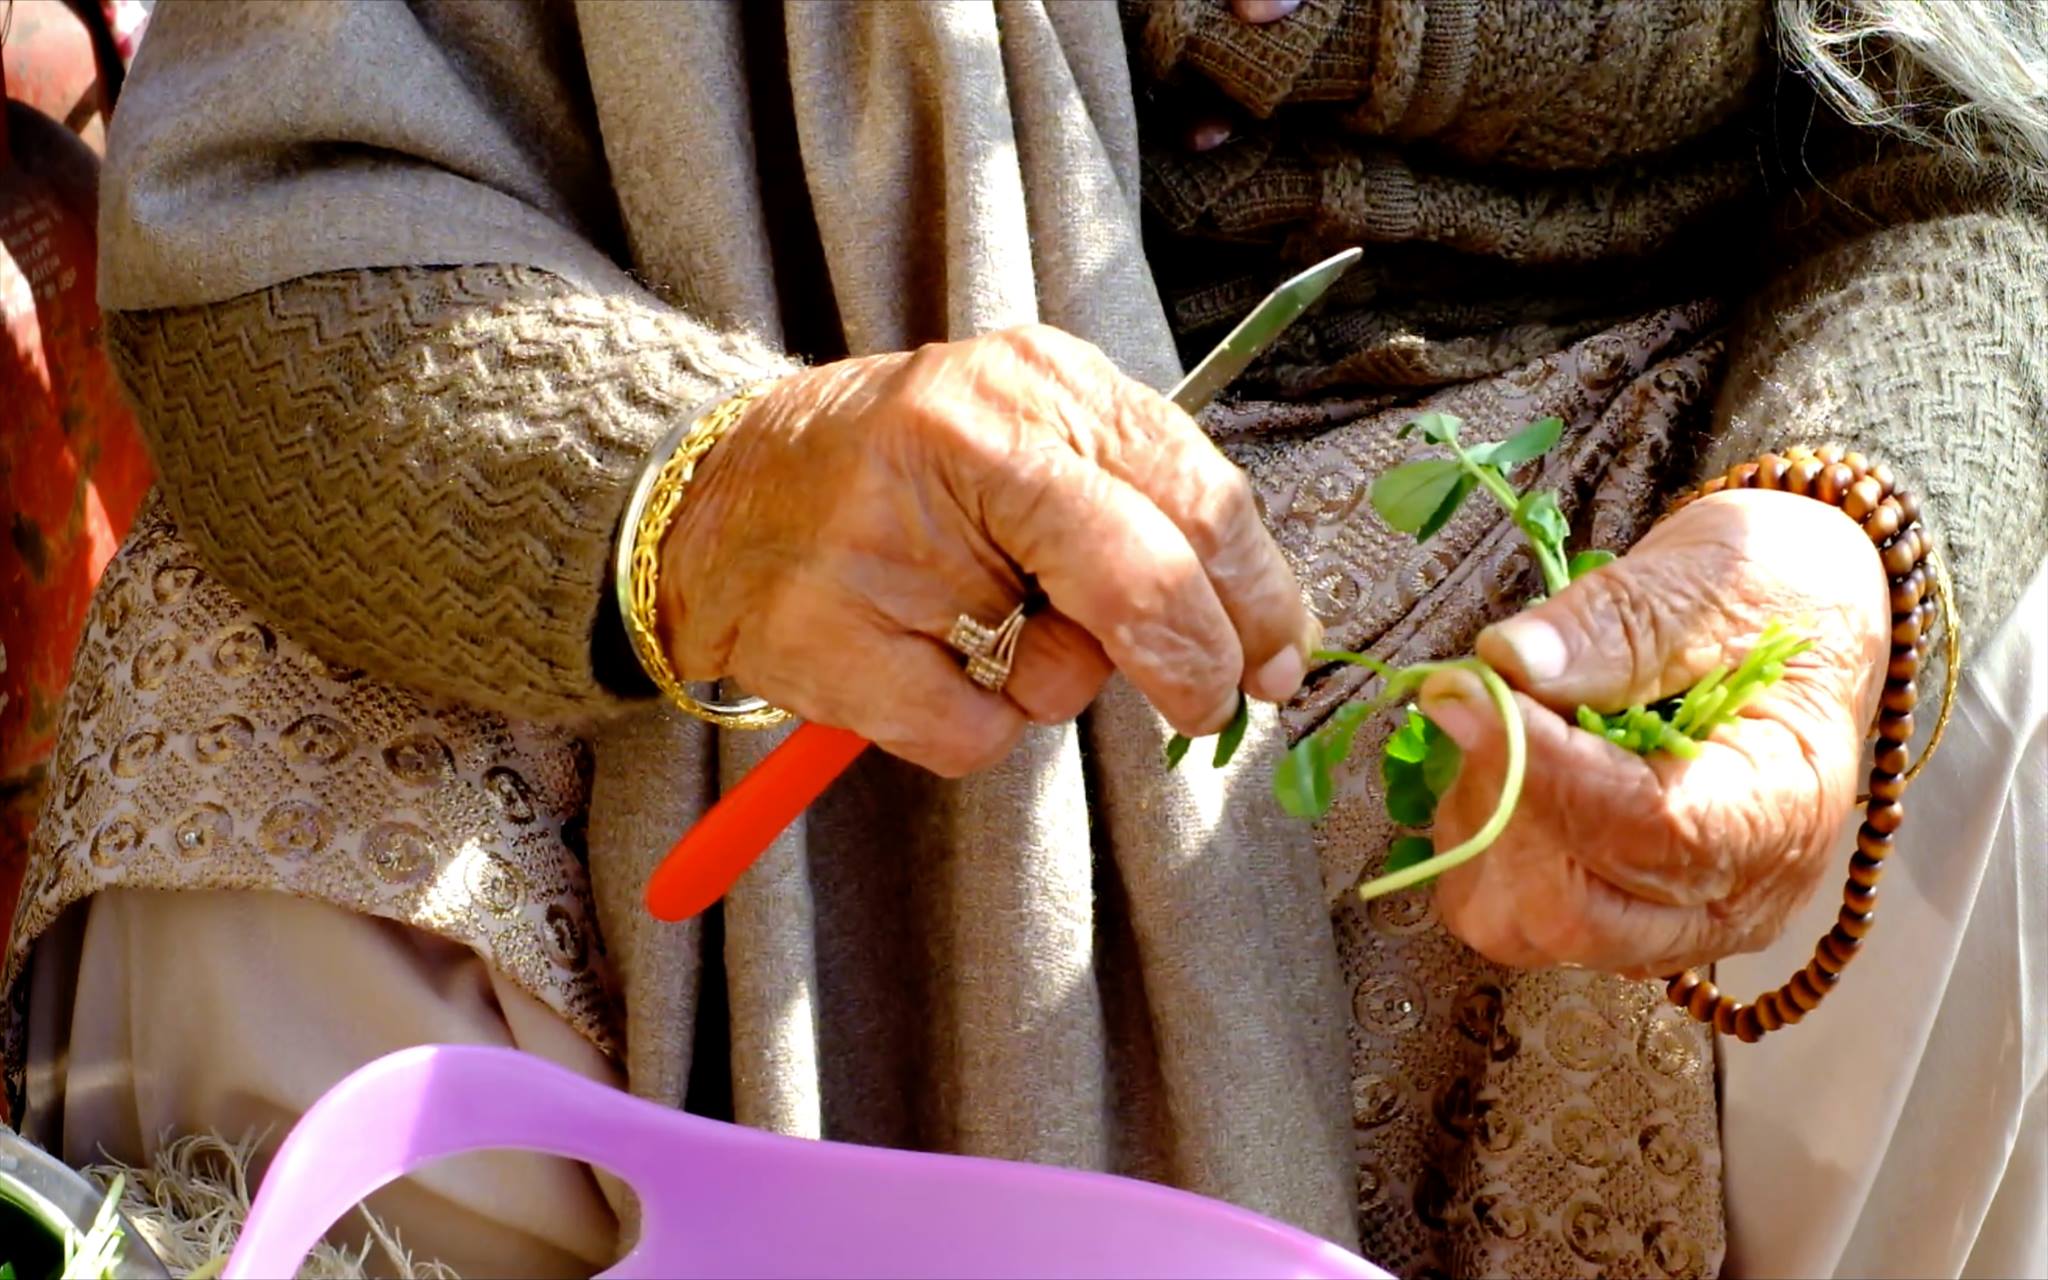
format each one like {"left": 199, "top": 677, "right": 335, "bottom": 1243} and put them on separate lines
{"left": 1720, "top": 555, "right": 2047, "bottom": 1279}
{"left": 23, "top": 888, "right": 622, "bottom": 1278}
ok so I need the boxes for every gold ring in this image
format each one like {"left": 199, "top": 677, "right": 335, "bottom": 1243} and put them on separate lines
{"left": 947, "top": 602, "right": 1028, "bottom": 693}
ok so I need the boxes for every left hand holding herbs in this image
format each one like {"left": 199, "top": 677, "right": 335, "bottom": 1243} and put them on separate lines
{"left": 1417, "top": 488, "right": 1891, "bottom": 976}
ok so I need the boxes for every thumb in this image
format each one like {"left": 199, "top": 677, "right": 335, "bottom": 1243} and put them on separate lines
{"left": 1417, "top": 666, "right": 1501, "bottom": 756}
{"left": 1475, "top": 557, "right": 1724, "bottom": 713}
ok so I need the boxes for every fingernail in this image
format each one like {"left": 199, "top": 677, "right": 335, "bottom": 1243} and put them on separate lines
{"left": 1419, "top": 669, "right": 1490, "bottom": 751}
{"left": 1249, "top": 644, "right": 1306, "bottom": 703}
{"left": 1488, "top": 616, "right": 1570, "bottom": 683}
{"left": 1232, "top": 0, "right": 1302, "bottom": 21}
{"left": 1201, "top": 690, "right": 1244, "bottom": 736}
{"left": 1304, "top": 615, "right": 1324, "bottom": 656}
{"left": 1189, "top": 119, "right": 1233, "bottom": 152}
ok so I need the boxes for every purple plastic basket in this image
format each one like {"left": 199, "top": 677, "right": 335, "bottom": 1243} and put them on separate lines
{"left": 224, "top": 1045, "right": 1389, "bottom": 1279}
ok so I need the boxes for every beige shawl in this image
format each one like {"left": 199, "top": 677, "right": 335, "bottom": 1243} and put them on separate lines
{"left": 28, "top": 0, "right": 2048, "bottom": 1276}
{"left": 85, "top": 0, "right": 1362, "bottom": 1249}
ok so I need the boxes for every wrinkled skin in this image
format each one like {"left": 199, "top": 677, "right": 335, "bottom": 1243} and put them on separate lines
{"left": 659, "top": 325, "right": 1318, "bottom": 777}
{"left": 1419, "top": 490, "right": 1891, "bottom": 976}
{"left": 1200, "top": 0, "right": 1886, "bottom": 975}
{"left": 1183, "top": 0, "right": 1304, "bottom": 152}
{"left": 660, "top": 0, "right": 1888, "bottom": 979}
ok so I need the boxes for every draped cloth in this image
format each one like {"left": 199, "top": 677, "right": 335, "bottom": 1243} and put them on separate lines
{"left": 19, "top": 1, "right": 2048, "bottom": 1276}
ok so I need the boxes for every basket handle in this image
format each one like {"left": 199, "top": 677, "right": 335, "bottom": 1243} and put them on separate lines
{"left": 226, "top": 1044, "right": 1390, "bottom": 1280}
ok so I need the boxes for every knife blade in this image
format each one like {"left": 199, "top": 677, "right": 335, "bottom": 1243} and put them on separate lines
{"left": 644, "top": 248, "right": 1362, "bottom": 922}
{"left": 1163, "top": 247, "right": 1360, "bottom": 412}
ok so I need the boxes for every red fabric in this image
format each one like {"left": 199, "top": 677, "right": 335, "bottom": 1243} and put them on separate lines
{"left": 1, "top": 24, "right": 151, "bottom": 944}
{"left": 1, "top": 1, "right": 102, "bottom": 139}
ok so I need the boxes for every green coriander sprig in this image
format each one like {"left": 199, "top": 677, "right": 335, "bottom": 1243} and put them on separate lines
{"left": 1576, "top": 620, "right": 1814, "bottom": 758}
{"left": 1166, "top": 411, "right": 1803, "bottom": 907}
{"left": 1273, "top": 652, "right": 1527, "bottom": 898}
{"left": 1368, "top": 413, "right": 1608, "bottom": 598}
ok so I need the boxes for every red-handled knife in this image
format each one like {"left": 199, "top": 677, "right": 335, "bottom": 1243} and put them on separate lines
{"left": 643, "top": 248, "right": 1362, "bottom": 922}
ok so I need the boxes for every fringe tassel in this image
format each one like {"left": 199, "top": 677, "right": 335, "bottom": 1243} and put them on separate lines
{"left": 79, "top": 1133, "right": 457, "bottom": 1280}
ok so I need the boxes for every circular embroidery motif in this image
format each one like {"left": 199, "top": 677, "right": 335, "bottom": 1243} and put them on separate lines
{"left": 193, "top": 715, "right": 256, "bottom": 765}
{"left": 362, "top": 822, "right": 434, "bottom": 885}
{"left": 173, "top": 804, "right": 233, "bottom": 859}
{"left": 259, "top": 801, "right": 331, "bottom": 858}
{"left": 281, "top": 715, "right": 355, "bottom": 766}
{"left": 211, "top": 622, "right": 276, "bottom": 677}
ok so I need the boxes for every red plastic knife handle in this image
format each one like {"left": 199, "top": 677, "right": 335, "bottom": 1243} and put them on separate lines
{"left": 643, "top": 722, "right": 871, "bottom": 921}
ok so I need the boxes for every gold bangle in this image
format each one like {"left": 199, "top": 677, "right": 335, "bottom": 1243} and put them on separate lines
{"left": 616, "top": 385, "right": 792, "bottom": 730}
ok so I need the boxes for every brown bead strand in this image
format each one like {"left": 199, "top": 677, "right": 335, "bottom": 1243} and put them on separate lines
{"left": 1661, "top": 444, "right": 1935, "bottom": 1043}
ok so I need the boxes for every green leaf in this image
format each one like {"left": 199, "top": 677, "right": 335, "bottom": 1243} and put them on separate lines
{"left": 1462, "top": 416, "right": 1563, "bottom": 469}
{"left": 1323, "top": 700, "right": 1375, "bottom": 762}
{"left": 1385, "top": 835, "right": 1436, "bottom": 876}
{"left": 1401, "top": 412, "right": 1463, "bottom": 445}
{"left": 1576, "top": 696, "right": 1695, "bottom": 760}
{"left": 1275, "top": 736, "right": 1334, "bottom": 818}
{"left": 1414, "top": 472, "right": 1478, "bottom": 542}
{"left": 1567, "top": 548, "right": 1616, "bottom": 579}
{"left": 1421, "top": 718, "right": 1463, "bottom": 797}
{"left": 1667, "top": 620, "right": 1813, "bottom": 745}
{"left": 1512, "top": 489, "right": 1573, "bottom": 595}
{"left": 1513, "top": 489, "right": 1569, "bottom": 550}
{"left": 1380, "top": 709, "right": 1460, "bottom": 826}
{"left": 1381, "top": 712, "right": 1444, "bottom": 823}
{"left": 1212, "top": 696, "right": 1250, "bottom": 768}
{"left": 1370, "top": 459, "right": 1466, "bottom": 535}
{"left": 1384, "top": 765, "right": 1437, "bottom": 826}
{"left": 1274, "top": 702, "right": 1372, "bottom": 819}
{"left": 1384, "top": 707, "right": 1431, "bottom": 763}
{"left": 1692, "top": 685, "right": 1732, "bottom": 733}
{"left": 1164, "top": 733, "right": 1192, "bottom": 768}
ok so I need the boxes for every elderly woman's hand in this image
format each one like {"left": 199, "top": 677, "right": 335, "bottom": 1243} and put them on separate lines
{"left": 1183, "top": 0, "right": 1303, "bottom": 152}
{"left": 1416, "top": 489, "right": 1892, "bottom": 976}
{"left": 657, "top": 326, "right": 1317, "bottom": 777}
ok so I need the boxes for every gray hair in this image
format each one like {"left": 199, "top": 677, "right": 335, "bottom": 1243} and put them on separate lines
{"left": 1775, "top": 0, "right": 2048, "bottom": 179}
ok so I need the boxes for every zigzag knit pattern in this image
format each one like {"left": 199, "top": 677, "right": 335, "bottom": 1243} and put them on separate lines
{"left": 106, "top": 265, "right": 794, "bottom": 724}
{"left": 1704, "top": 192, "right": 2048, "bottom": 654}
{"left": 1129, "top": 0, "right": 1763, "bottom": 168}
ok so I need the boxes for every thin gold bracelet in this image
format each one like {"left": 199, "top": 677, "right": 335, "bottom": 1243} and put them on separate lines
{"left": 615, "top": 385, "right": 792, "bottom": 730}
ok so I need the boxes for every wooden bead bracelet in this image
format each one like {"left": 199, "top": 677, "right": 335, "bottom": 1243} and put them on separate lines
{"left": 1658, "top": 445, "right": 1958, "bottom": 1042}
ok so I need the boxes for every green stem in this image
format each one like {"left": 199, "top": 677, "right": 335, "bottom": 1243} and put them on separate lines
{"left": 1450, "top": 445, "right": 1571, "bottom": 595}
{"left": 1536, "top": 544, "right": 1571, "bottom": 596}
{"left": 1354, "top": 660, "right": 1526, "bottom": 901}
{"left": 1468, "top": 461, "right": 1522, "bottom": 513}
{"left": 1312, "top": 651, "right": 1443, "bottom": 713}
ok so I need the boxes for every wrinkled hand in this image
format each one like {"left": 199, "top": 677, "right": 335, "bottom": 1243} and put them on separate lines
{"left": 1417, "top": 489, "right": 1891, "bottom": 976}
{"left": 1184, "top": 0, "right": 1303, "bottom": 152}
{"left": 658, "top": 326, "right": 1317, "bottom": 776}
